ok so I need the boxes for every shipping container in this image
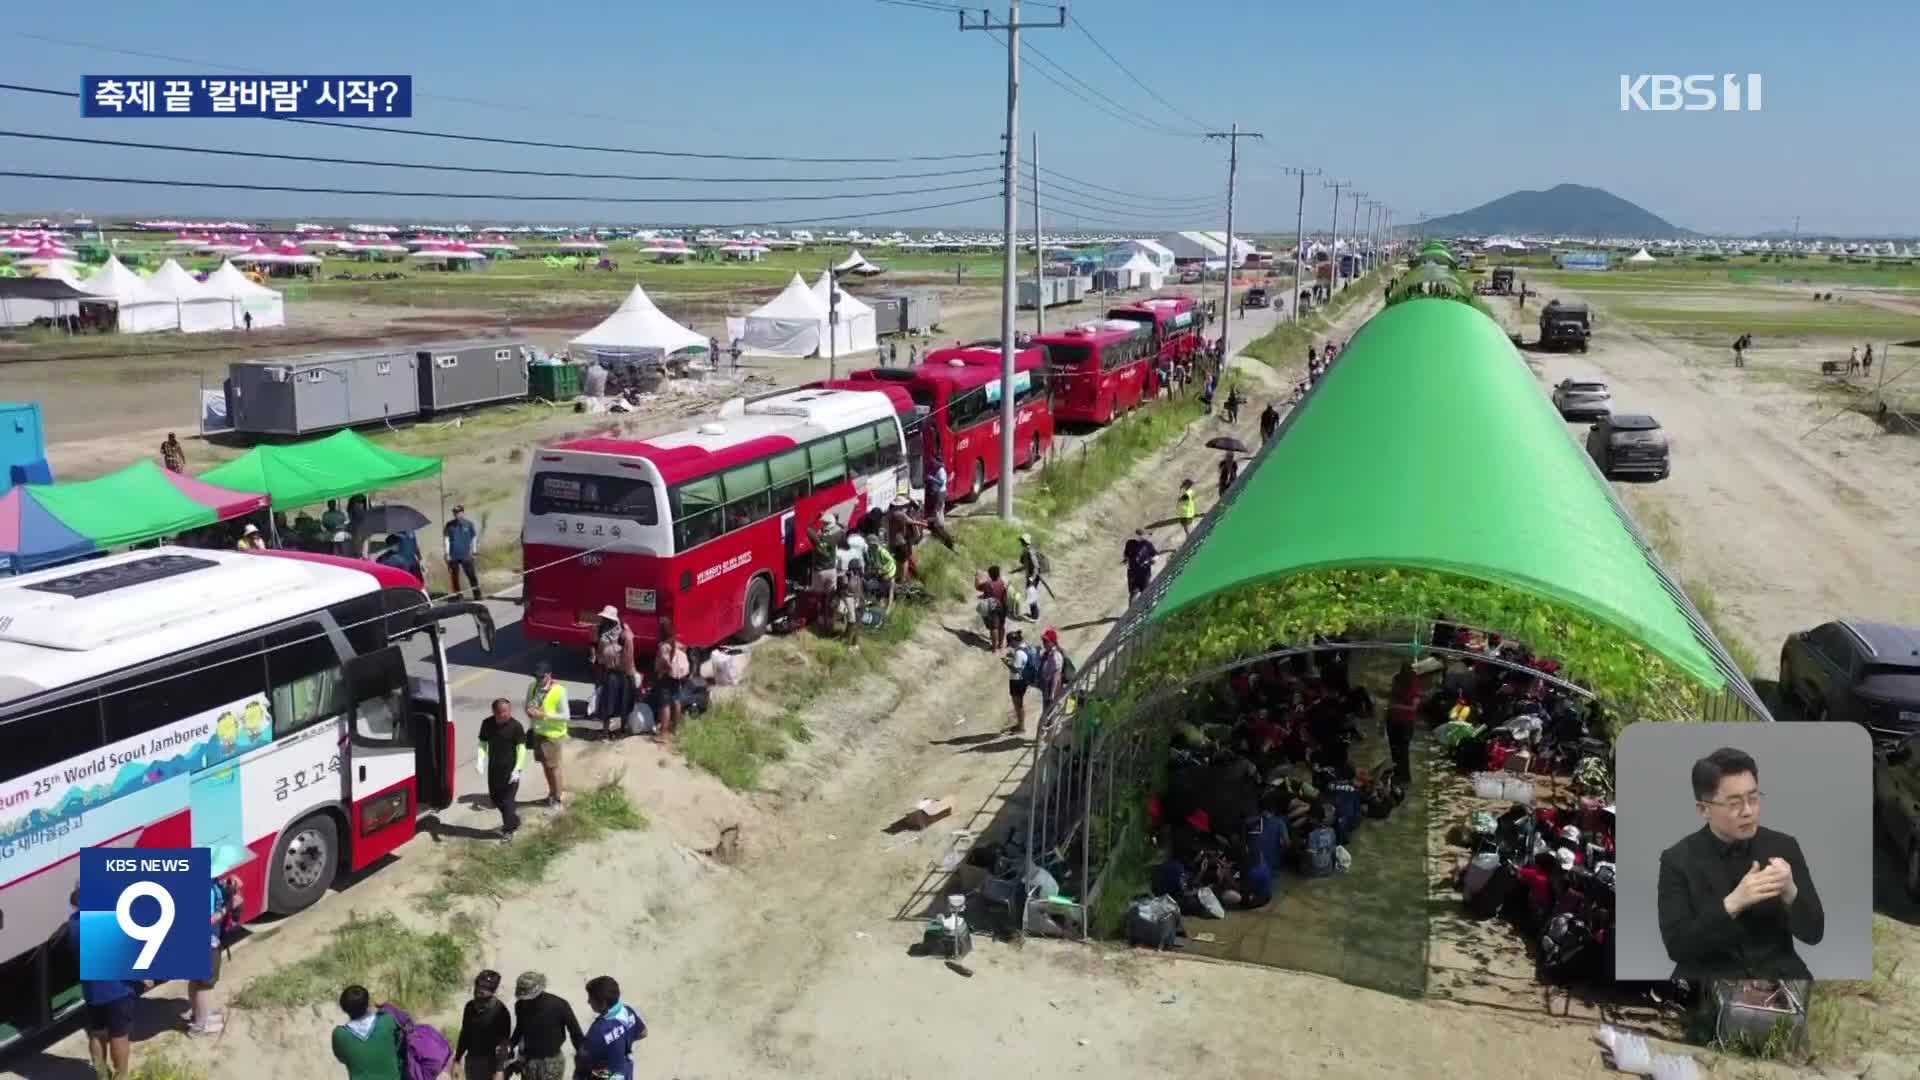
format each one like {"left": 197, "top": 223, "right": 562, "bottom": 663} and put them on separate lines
{"left": 226, "top": 350, "right": 421, "bottom": 436}
{"left": 867, "top": 296, "right": 906, "bottom": 337}
{"left": 414, "top": 338, "right": 531, "bottom": 413}
{"left": 1018, "top": 276, "right": 1085, "bottom": 310}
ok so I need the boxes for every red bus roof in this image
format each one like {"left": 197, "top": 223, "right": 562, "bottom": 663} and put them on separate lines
{"left": 546, "top": 433, "right": 799, "bottom": 485}
{"left": 1108, "top": 295, "right": 1196, "bottom": 323}
{"left": 920, "top": 345, "right": 1046, "bottom": 378}
{"left": 1031, "top": 320, "right": 1152, "bottom": 348}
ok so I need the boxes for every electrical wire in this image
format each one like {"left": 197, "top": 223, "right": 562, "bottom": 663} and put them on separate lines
{"left": 1039, "top": 188, "right": 1221, "bottom": 225}
{"left": 0, "top": 129, "right": 1001, "bottom": 186}
{"left": 1068, "top": 12, "right": 1214, "bottom": 132}
{"left": 0, "top": 82, "right": 998, "bottom": 164}
{"left": 1015, "top": 38, "right": 1202, "bottom": 138}
{"left": 1037, "top": 166, "right": 1222, "bottom": 209}
{"left": 1038, "top": 171, "right": 1224, "bottom": 213}
{"left": 874, "top": 0, "right": 968, "bottom": 11}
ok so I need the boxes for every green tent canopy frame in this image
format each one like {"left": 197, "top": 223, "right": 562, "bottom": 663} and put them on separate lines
{"left": 1145, "top": 299, "right": 1742, "bottom": 695}
{"left": 200, "top": 429, "right": 443, "bottom": 511}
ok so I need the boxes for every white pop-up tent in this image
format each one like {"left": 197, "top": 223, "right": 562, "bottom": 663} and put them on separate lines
{"left": 203, "top": 260, "right": 286, "bottom": 328}
{"left": 571, "top": 283, "right": 707, "bottom": 364}
{"left": 146, "top": 259, "right": 236, "bottom": 333}
{"left": 1112, "top": 251, "right": 1165, "bottom": 290}
{"left": 1627, "top": 247, "right": 1656, "bottom": 264}
{"left": 80, "top": 256, "right": 180, "bottom": 333}
{"left": 833, "top": 249, "right": 884, "bottom": 277}
{"left": 810, "top": 272, "right": 878, "bottom": 355}
{"left": 738, "top": 273, "right": 828, "bottom": 357}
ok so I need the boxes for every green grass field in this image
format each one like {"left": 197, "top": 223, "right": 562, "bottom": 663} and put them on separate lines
{"left": 1606, "top": 303, "right": 1920, "bottom": 343}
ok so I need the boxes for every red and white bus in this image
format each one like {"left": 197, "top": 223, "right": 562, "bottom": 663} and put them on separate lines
{"left": 842, "top": 344, "right": 1054, "bottom": 502}
{"left": 1033, "top": 319, "right": 1159, "bottom": 424}
{"left": 521, "top": 386, "right": 909, "bottom": 652}
{"left": 1107, "top": 294, "right": 1202, "bottom": 366}
{"left": 0, "top": 547, "right": 493, "bottom": 1049}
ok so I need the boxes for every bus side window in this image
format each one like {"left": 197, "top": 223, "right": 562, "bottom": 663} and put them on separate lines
{"left": 845, "top": 424, "right": 879, "bottom": 476}
{"left": 331, "top": 592, "right": 387, "bottom": 657}
{"left": 102, "top": 639, "right": 268, "bottom": 748}
{"left": 809, "top": 436, "right": 848, "bottom": 489}
{"left": 266, "top": 621, "right": 346, "bottom": 738}
{"left": 768, "top": 447, "right": 810, "bottom": 516}
{"left": 873, "top": 420, "right": 902, "bottom": 468}
{"left": 672, "top": 475, "right": 725, "bottom": 549}
{"left": 0, "top": 691, "right": 103, "bottom": 784}
{"left": 721, "top": 461, "right": 772, "bottom": 532}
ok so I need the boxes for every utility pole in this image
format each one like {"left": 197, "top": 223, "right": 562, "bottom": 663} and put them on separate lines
{"left": 1031, "top": 130, "right": 1043, "bottom": 336}
{"left": 1204, "top": 124, "right": 1263, "bottom": 362}
{"left": 1325, "top": 179, "right": 1349, "bottom": 295}
{"left": 960, "top": 0, "right": 1066, "bottom": 521}
{"left": 1347, "top": 191, "right": 1367, "bottom": 284}
{"left": 1285, "top": 166, "right": 1320, "bottom": 322}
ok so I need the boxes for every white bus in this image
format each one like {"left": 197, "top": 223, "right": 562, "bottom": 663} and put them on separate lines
{"left": 0, "top": 547, "right": 492, "bottom": 1050}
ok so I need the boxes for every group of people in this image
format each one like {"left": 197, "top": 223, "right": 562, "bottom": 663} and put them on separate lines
{"left": 1845, "top": 342, "right": 1876, "bottom": 376}
{"left": 805, "top": 483, "right": 942, "bottom": 650}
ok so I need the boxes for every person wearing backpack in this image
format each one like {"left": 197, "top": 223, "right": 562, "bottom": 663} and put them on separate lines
{"left": 331, "top": 985, "right": 402, "bottom": 1080}
{"left": 190, "top": 873, "right": 243, "bottom": 1036}
{"left": 1037, "top": 628, "right": 1069, "bottom": 719}
{"left": 1003, "top": 630, "right": 1036, "bottom": 735}
{"left": 574, "top": 975, "right": 645, "bottom": 1080}
{"left": 1016, "top": 535, "right": 1052, "bottom": 621}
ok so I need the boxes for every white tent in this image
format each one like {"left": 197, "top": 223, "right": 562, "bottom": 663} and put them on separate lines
{"left": 80, "top": 256, "right": 180, "bottom": 333}
{"left": 146, "top": 259, "right": 236, "bottom": 333}
{"left": 570, "top": 283, "right": 707, "bottom": 364}
{"left": 1627, "top": 247, "right": 1656, "bottom": 264}
{"left": 810, "top": 273, "right": 878, "bottom": 355}
{"left": 204, "top": 260, "right": 286, "bottom": 328}
{"left": 738, "top": 273, "right": 828, "bottom": 357}
{"left": 1111, "top": 251, "right": 1165, "bottom": 290}
{"left": 833, "top": 249, "right": 884, "bottom": 277}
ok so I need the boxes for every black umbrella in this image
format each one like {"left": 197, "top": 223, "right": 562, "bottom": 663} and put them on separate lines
{"left": 353, "top": 504, "right": 431, "bottom": 536}
{"left": 1206, "top": 436, "right": 1250, "bottom": 454}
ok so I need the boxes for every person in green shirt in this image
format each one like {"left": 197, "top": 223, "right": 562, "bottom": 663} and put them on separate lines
{"left": 331, "top": 985, "right": 401, "bottom": 1080}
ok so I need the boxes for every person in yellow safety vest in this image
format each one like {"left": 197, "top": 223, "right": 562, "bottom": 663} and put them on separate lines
{"left": 524, "top": 661, "right": 570, "bottom": 808}
{"left": 1177, "top": 479, "right": 1198, "bottom": 538}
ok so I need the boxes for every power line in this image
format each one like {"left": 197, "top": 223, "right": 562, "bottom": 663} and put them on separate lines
{"left": 0, "top": 171, "right": 1002, "bottom": 224}
{"left": 1037, "top": 166, "right": 1223, "bottom": 209}
{"left": 1039, "top": 189, "right": 1221, "bottom": 225}
{"left": 1017, "top": 38, "right": 1201, "bottom": 138}
{"left": 874, "top": 0, "right": 967, "bottom": 10}
{"left": 0, "top": 82, "right": 998, "bottom": 164}
{"left": 0, "top": 129, "right": 1001, "bottom": 186}
{"left": 1068, "top": 12, "right": 1213, "bottom": 132}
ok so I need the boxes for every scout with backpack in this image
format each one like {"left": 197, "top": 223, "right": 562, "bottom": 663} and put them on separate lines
{"left": 377, "top": 1002, "right": 453, "bottom": 1080}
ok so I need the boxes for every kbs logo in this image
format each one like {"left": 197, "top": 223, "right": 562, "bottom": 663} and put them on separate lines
{"left": 78, "top": 847, "right": 213, "bottom": 981}
{"left": 1619, "top": 74, "right": 1762, "bottom": 112}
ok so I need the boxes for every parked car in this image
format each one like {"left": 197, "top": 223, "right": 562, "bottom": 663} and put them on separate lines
{"left": 1777, "top": 620, "right": 1920, "bottom": 743}
{"left": 1586, "top": 413, "right": 1669, "bottom": 480}
{"left": 1552, "top": 377, "right": 1613, "bottom": 420}
{"left": 1244, "top": 287, "right": 1271, "bottom": 309}
{"left": 1873, "top": 734, "right": 1920, "bottom": 898}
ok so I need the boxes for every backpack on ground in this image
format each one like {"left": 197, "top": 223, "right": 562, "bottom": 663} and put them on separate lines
{"left": 378, "top": 1003, "right": 453, "bottom": 1080}
{"left": 1126, "top": 894, "right": 1185, "bottom": 949}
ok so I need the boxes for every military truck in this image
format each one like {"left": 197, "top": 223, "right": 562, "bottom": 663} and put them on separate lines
{"left": 1538, "top": 300, "right": 1591, "bottom": 352}
{"left": 1490, "top": 267, "right": 1515, "bottom": 295}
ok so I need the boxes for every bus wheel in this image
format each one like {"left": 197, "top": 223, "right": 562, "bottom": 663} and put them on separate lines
{"left": 738, "top": 575, "right": 773, "bottom": 643}
{"left": 973, "top": 460, "right": 987, "bottom": 496}
{"left": 269, "top": 813, "right": 340, "bottom": 914}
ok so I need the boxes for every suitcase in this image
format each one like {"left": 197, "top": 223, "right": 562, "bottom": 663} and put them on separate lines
{"left": 1464, "top": 858, "right": 1518, "bottom": 919}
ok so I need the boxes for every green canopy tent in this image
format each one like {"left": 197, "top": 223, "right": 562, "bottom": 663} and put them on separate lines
{"left": 200, "top": 429, "right": 442, "bottom": 510}
{"left": 1146, "top": 299, "right": 1743, "bottom": 694}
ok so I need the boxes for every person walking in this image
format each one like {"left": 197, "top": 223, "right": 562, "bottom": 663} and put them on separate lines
{"left": 836, "top": 570, "right": 864, "bottom": 651}
{"left": 975, "top": 565, "right": 1009, "bottom": 650}
{"left": 1848, "top": 346, "right": 1860, "bottom": 374}
{"left": 243, "top": 310, "right": 253, "bottom": 332}
{"left": 444, "top": 504, "right": 482, "bottom": 601}
{"left": 67, "top": 891, "right": 140, "bottom": 1078}
{"left": 455, "top": 970, "right": 513, "bottom": 1080}
{"left": 1177, "top": 479, "right": 1198, "bottom": 537}
{"left": 525, "top": 662, "right": 570, "bottom": 808}
{"left": 653, "top": 619, "right": 691, "bottom": 740}
{"left": 477, "top": 698, "right": 527, "bottom": 840}
{"left": 160, "top": 432, "right": 186, "bottom": 474}
{"left": 1217, "top": 452, "right": 1239, "bottom": 499}
{"left": 888, "top": 340, "right": 898, "bottom": 367}
{"left": 1017, "top": 534, "right": 1051, "bottom": 622}
{"left": 576, "top": 976, "right": 645, "bottom": 1080}
{"left": 188, "top": 873, "right": 240, "bottom": 1036}
{"left": 1864, "top": 343, "right": 1875, "bottom": 377}
{"left": 509, "top": 972, "right": 584, "bottom": 1080}
{"left": 1386, "top": 661, "right": 1424, "bottom": 798}
{"left": 331, "top": 985, "right": 403, "bottom": 1080}
{"left": 1037, "top": 627, "right": 1067, "bottom": 718}
{"left": 1122, "top": 527, "right": 1160, "bottom": 604}
{"left": 589, "top": 606, "right": 638, "bottom": 739}
{"left": 1003, "top": 629, "right": 1035, "bottom": 734}
{"left": 1259, "top": 401, "right": 1280, "bottom": 442}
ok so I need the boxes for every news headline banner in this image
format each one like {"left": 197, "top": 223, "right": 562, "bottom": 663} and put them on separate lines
{"left": 79, "top": 847, "right": 212, "bottom": 982}
{"left": 82, "top": 77, "right": 412, "bottom": 118}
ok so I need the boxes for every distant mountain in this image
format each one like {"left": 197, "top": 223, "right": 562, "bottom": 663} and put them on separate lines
{"left": 1413, "top": 184, "right": 1695, "bottom": 239}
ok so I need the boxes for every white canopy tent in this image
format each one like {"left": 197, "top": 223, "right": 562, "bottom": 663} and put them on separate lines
{"left": 810, "top": 272, "right": 878, "bottom": 355}
{"left": 80, "top": 256, "right": 180, "bottom": 333}
{"left": 833, "top": 249, "right": 884, "bottom": 276}
{"left": 570, "top": 283, "right": 707, "bottom": 365}
{"left": 1110, "top": 251, "right": 1165, "bottom": 290}
{"left": 737, "top": 273, "right": 828, "bottom": 357}
{"left": 1627, "top": 247, "right": 1657, "bottom": 264}
{"left": 203, "top": 260, "right": 286, "bottom": 328}
{"left": 146, "top": 259, "right": 236, "bottom": 333}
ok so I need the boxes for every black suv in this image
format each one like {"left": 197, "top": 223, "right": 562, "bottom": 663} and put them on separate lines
{"left": 1586, "top": 414, "right": 1670, "bottom": 480}
{"left": 1778, "top": 620, "right": 1920, "bottom": 744}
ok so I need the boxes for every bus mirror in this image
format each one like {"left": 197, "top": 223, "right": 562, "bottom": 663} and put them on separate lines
{"left": 427, "top": 601, "right": 496, "bottom": 654}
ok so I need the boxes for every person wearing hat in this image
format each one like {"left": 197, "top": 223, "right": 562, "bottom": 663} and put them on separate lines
{"left": 455, "top": 970, "right": 512, "bottom": 1080}
{"left": 1177, "top": 479, "right": 1198, "bottom": 537}
{"left": 444, "top": 504, "right": 481, "bottom": 601}
{"left": 508, "top": 972, "right": 583, "bottom": 1080}
{"left": 1037, "top": 627, "right": 1067, "bottom": 718}
{"left": 525, "top": 662, "right": 571, "bottom": 808}
{"left": 1122, "top": 528, "right": 1163, "bottom": 605}
{"left": 236, "top": 522, "right": 266, "bottom": 551}
{"left": 1016, "top": 534, "right": 1051, "bottom": 622}
{"left": 589, "top": 605, "right": 638, "bottom": 739}
{"left": 884, "top": 486, "right": 923, "bottom": 590}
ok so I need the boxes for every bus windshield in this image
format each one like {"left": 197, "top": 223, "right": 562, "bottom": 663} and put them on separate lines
{"left": 529, "top": 471, "right": 658, "bottom": 524}
{"left": 1048, "top": 344, "right": 1094, "bottom": 369}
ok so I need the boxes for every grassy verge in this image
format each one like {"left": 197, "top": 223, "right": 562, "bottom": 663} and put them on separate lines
{"left": 121, "top": 1057, "right": 208, "bottom": 1080}
{"left": 682, "top": 392, "right": 1213, "bottom": 790}
{"left": 426, "top": 780, "right": 647, "bottom": 912}
{"left": 232, "top": 911, "right": 478, "bottom": 1014}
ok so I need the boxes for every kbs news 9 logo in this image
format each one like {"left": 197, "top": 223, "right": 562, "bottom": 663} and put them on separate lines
{"left": 78, "top": 848, "right": 213, "bottom": 982}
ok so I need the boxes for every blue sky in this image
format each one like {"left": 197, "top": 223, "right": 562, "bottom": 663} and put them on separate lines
{"left": 2, "top": 1, "right": 1914, "bottom": 236}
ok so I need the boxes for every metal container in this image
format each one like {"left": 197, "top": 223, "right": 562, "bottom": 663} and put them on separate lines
{"left": 0, "top": 401, "right": 50, "bottom": 490}
{"left": 899, "top": 290, "right": 940, "bottom": 333}
{"left": 866, "top": 296, "right": 906, "bottom": 337}
{"left": 226, "top": 350, "right": 421, "bottom": 436}
{"left": 414, "top": 338, "right": 531, "bottom": 413}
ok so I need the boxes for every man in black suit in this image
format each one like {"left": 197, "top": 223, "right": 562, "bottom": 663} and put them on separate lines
{"left": 1657, "top": 747, "right": 1824, "bottom": 980}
